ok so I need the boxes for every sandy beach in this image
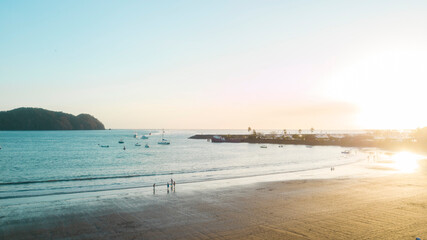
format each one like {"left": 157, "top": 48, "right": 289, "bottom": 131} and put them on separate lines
{"left": 2, "top": 159, "right": 427, "bottom": 240}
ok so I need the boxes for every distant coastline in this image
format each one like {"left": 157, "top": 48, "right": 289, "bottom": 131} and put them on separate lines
{"left": 190, "top": 131, "right": 427, "bottom": 154}
{"left": 0, "top": 108, "right": 105, "bottom": 130}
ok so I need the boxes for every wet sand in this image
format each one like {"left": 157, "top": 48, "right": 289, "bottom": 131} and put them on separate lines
{"left": 2, "top": 160, "right": 427, "bottom": 240}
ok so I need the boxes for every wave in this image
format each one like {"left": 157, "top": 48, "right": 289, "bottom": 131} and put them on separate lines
{"left": 0, "top": 160, "right": 306, "bottom": 186}
{"left": 0, "top": 159, "right": 362, "bottom": 200}
{"left": 0, "top": 174, "right": 161, "bottom": 186}
{"left": 0, "top": 164, "right": 263, "bottom": 186}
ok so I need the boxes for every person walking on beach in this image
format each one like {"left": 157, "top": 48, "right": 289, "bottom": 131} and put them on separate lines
{"left": 153, "top": 183, "right": 156, "bottom": 194}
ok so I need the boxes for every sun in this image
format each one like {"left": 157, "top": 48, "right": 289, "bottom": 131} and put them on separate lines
{"left": 320, "top": 45, "right": 427, "bottom": 129}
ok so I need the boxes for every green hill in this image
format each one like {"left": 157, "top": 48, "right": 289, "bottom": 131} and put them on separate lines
{"left": 0, "top": 108, "right": 105, "bottom": 130}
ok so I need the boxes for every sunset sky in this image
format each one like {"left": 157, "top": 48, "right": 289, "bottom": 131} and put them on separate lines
{"left": 1, "top": 0, "right": 426, "bottom": 129}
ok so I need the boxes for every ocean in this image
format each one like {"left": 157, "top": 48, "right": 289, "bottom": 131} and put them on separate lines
{"left": 0, "top": 129, "right": 368, "bottom": 200}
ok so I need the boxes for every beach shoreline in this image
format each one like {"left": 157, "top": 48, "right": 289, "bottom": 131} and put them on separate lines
{"left": 2, "top": 159, "right": 426, "bottom": 240}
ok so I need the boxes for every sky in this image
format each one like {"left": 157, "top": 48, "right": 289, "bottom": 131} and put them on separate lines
{"left": 1, "top": 0, "right": 426, "bottom": 130}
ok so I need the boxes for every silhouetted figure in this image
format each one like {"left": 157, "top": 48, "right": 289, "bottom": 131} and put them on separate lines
{"left": 123, "top": 146, "right": 126, "bottom": 150}
{"left": 153, "top": 183, "right": 156, "bottom": 194}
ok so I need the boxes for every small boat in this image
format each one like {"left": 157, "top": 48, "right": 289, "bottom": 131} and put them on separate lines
{"left": 341, "top": 150, "right": 351, "bottom": 154}
{"left": 135, "top": 143, "right": 141, "bottom": 146}
{"left": 158, "top": 139, "right": 170, "bottom": 145}
{"left": 145, "top": 144, "right": 150, "bottom": 148}
{"left": 158, "top": 129, "right": 170, "bottom": 145}
{"left": 141, "top": 135, "right": 149, "bottom": 139}
{"left": 100, "top": 145, "right": 109, "bottom": 148}
{"left": 260, "top": 145, "right": 267, "bottom": 148}
{"left": 133, "top": 133, "right": 138, "bottom": 138}
{"left": 118, "top": 139, "right": 124, "bottom": 144}
{"left": 211, "top": 135, "right": 226, "bottom": 143}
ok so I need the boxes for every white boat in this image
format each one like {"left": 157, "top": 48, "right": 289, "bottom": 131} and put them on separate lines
{"left": 135, "top": 143, "right": 141, "bottom": 146}
{"left": 145, "top": 144, "right": 150, "bottom": 148}
{"left": 158, "top": 129, "right": 170, "bottom": 145}
{"left": 118, "top": 139, "right": 124, "bottom": 144}
{"left": 341, "top": 150, "right": 351, "bottom": 154}
{"left": 260, "top": 145, "right": 267, "bottom": 148}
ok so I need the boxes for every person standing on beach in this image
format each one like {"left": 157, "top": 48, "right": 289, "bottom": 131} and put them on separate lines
{"left": 153, "top": 183, "right": 156, "bottom": 194}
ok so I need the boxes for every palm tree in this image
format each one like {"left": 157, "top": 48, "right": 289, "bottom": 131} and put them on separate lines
{"left": 283, "top": 129, "right": 287, "bottom": 135}
{"left": 248, "top": 127, "right": 251, "bottom": 132}
{"left": 310, "top": 127, "right": 314, "bottom": 133}
{"left": 298, "top": 129, "right": 302, "bottom": 135}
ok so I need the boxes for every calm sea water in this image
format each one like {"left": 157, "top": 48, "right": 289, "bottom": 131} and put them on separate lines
{"left": 0, "top": 130, "right": 365, "bottom": 200}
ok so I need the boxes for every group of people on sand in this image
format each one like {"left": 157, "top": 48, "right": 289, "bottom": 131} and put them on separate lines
{"left": 152, "top": 178, "right": 176, "bottom": 194}
{"left": 167, "top": 178, "right": 176, "bottom": 192}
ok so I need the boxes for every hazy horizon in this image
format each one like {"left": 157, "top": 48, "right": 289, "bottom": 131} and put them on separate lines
{"left": 1, "top": 1, "right": 426, "bottom": 130}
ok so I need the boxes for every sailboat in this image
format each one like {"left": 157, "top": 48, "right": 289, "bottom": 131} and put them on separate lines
{"left": 158, "top": 129, "right": 170, "bottom": 145}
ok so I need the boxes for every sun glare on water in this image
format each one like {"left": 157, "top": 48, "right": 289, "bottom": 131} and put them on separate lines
{"left": 392, "top": 152, "right": 423, "bottom": 173}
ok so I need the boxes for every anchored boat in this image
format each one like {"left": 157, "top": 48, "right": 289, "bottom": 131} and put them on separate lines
{"left": 158, "top": 129, "right": 170, "bottom": 145}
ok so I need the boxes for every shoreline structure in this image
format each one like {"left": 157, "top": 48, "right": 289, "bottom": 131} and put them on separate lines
{"left": 190, "top": 132, "right": 426, "bottom": 154}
